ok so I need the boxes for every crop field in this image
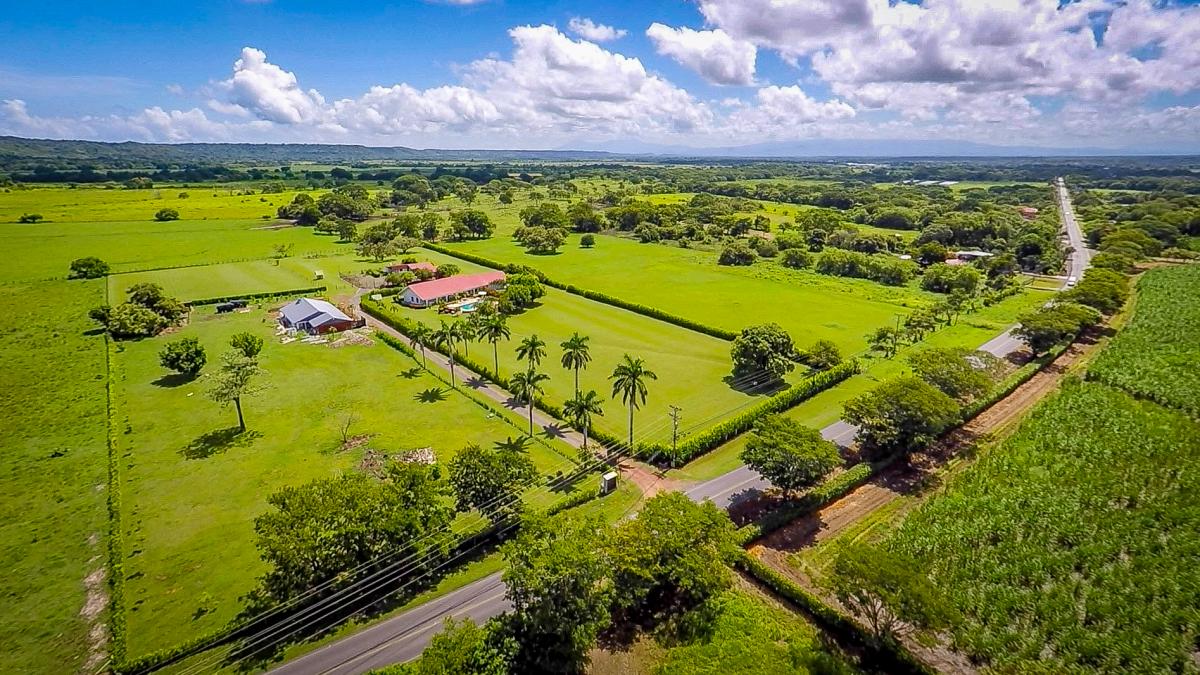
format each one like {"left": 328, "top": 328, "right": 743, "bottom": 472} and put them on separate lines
{"left": 115, "top": 306, "right": 575, "bottom": 656}
{"left": 0, "top": 279, "right": 110, "bottom": 674}
{"left": 591, "top": 588, "right": 854, "bottom": 675}
{"left": 886, "top": 381, "right": 1200, "bottom": 672}
{"left": 1089, "top": 264, "right": 1200, "bottom": 414}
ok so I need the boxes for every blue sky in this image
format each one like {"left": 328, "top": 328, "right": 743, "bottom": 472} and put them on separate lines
{"left": 1, "top": 0, "right": 1198, "bottom": 151}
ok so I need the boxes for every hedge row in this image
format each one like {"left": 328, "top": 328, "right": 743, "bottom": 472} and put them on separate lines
{"left": 421, "top": 242, "right": 739, "bottom": 341}
{"left": 646, "top": 360, "right": 859, "bottom": 464}
{"left": 733, "top": 552, "right": 933, "bottom": 675}
{"left": 110, "top": 251, "right": 338, "bottom": 278}
{"left": 734, "top": 462, "right": 876, "bottom": 546}
{"left": 187, "top": 285, "right": 327, "bottom": 306}
{"left": 959, "top": 340, "right": 1070, "bottom": 421}
{"left": 543, "top": 487, "right": 602, "bottom": 517}
{"left": 104, "top": 338, "right": 128, "bottom": 668}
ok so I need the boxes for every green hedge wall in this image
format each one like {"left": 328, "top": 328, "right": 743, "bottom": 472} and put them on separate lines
{"left": 734, "top": 462, "right": 876, "bottom": 546}
{"left": 104, "top": 339, "right": 128, "bottom": 668}
{"left": 187, "top": 285, "right": 328, "bottom": 306}
{"left": 647, "top": 360, "right": 859, "bottom": 464}
{"left": 420, "top": 242, "right": 738, "bottom": 341}
{"left": 733, "top": 552, "right": 933, "bottom": 675}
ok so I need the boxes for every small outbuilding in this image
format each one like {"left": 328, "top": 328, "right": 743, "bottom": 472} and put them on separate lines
{"left": 279, "top": 298, "right": 355, "bottom": 335}
{"left": 386, "top": 261, "right": 438, "bottom": 275}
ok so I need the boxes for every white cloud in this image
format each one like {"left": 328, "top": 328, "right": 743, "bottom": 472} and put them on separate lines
{"left": 221, "top": 47, "right": 328, "bottom": 125}
{"left": 646, "top": 23, "right": 756, "bottom": 86}
{"left": 728, "top": 85, "right": 855, "bottom": 135}
{"left": 567, "top": 17, "right": 627, "bottom": 42}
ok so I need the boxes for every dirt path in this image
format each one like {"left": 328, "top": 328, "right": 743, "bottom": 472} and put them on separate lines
{"left": 751, "top": 337, "right": 1095, "bottom": 556}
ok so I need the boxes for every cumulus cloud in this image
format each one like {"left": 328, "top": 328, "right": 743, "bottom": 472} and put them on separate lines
{"left": 567, "top": 17, "right": 627, "bottom": 42}
{"left": 646, "top": 23, "right": 756, "bottom": 86}
{"left": 728, "top": 85, "right": 855, "bottom": 135}
{"left": 221, "top": 47, "right": 328, "bottom": 125}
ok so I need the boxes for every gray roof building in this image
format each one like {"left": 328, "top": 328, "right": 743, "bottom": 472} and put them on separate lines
{"left": 279, "top": 298, "right": 352, "bottom": 332}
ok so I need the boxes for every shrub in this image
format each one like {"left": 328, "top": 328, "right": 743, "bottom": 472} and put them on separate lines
{"left": 741, "top": 416, "right": 840, "bottom": 496}
{"left": 159, "top": 337, "right": 207, "bottom": 376}
{"left": 800, "top": 339, "right": 842, "bottom": 370}
{"left": 752, "top": 238, "right": 778, "bottom": 258}
{"left": 68, "top": 256, "right": 110, "bottom": 279}
{"left": 18, "top": 212, "right": 43, "bottom": 223}
{"left": 154, "top": 207, "right": 180, "bottom": 222}
{"left": 718, "top": 241, "right": 757, "bottom": 266}
{"left": 580, "top": 233, "right": 596, "bottom": 248}
{"left": 780, "top": 248, "right": 811, "bottom": 269}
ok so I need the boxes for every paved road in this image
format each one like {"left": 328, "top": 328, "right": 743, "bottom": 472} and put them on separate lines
{"left": 270, "top": 181, "right": 1091, "bottom": 674}
{"left": 1057, "top": 177, "right": 1094, "bottom": 281}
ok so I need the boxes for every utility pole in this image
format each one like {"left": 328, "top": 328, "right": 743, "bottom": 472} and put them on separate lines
{"left": 668, "top": 405, "right": 683, "bottom": 467}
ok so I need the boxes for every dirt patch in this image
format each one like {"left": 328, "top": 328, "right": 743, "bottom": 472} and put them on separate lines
{"left": 329, "top": 331, "right": 374, "bottom": 348}
{"left": 615, "top": 459, "right": 678, "bottom": 499}
{"left": 80, "top": 547, "right": 109, "bottom": 672}
{"left": 339, "top": 434, "right": 373, "bottom": 453}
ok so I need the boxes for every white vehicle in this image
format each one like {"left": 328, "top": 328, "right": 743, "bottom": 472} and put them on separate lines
{"left": 1066, "top": 276, "right": 1078, "bottom": 288}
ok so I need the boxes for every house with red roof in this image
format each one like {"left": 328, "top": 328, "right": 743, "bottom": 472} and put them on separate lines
{"left": 400, "top": 271, "right": 506, "bottom": 308}
{"left": 386, "top": 261, "right": 438, "bottom": 275}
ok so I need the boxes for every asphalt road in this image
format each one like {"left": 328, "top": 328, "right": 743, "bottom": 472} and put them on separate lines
{"left": 267, "top": 180, "right": 1091, "bottom": 675}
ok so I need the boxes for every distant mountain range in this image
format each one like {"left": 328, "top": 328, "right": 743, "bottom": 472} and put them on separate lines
{"left": 1, "top": 135, "right": 1195, "bottom": 171}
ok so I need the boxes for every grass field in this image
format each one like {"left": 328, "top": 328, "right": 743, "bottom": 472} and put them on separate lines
{"left": 0, "top": 279, "right": 110, "bottom": 674}
{"left": 115, "top": 305, "right": 575, "bottom": 656}
{"left": 671, "top": 288, "right": 1053, "bottom": 481}
{"left": 591, "top": 587, "right": 855, "bottom": 675}
{"left": 109, "top": 257, "right": 331, "bottom": 302}
{"left": 0, "top": 185, "right": 320, "bottom": 223}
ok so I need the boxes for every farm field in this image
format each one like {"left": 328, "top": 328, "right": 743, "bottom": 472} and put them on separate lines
{"left": 114, "top": 305, "right": 577, "bottom": 656}
{"left": 0, "top": 279, "right": 110, "bottom": 674}
{"left": 887, "top": 380, "right": 1200, "bottom": 672}
{"left": 1089, "top": 264, "right": 1200, "bottom": 413}
{"left": 671, "top": 288, "right": 1053, "bottom": 481}
{"left": 590, "top": 587, "right": 855, "bottom": 675}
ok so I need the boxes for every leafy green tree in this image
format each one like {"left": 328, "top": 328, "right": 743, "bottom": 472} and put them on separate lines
{"left": 438, "top": 319, "right": 468, "bottom": 387}
{"left": 921, "top": 263, "right": 982, "bottom": 294}
{"left": 501, "top": 516, "right": 612, "bottom": 674}
{"left": 154, "top": 207, "right": 180, "bottom": 222}
{"left": 408, "top": 618, "right": 514, "bottom": 675}
{"left": 518, "top": 202, "right": 570, "bottom": 230}
{"left": 559, "top": 333, "right": 591, "bottom": 397}
{"left": 393, "top": 236, "right": 422, "bottom": 254}
{"left": 843, "top": 376, "right": 960, "bottom": 454}
{"left": 159, "top": 337, "right": 207, "bottom": 377}
{"left": 580, "top": 233, "right": 596, "bottom": 248}
{"left": 607, "top": 492, "right": 735, "bottom": 619}
{"left": 780, "top": 247, "right": 811, "bottom": 269}
{"left": 827, "top": 544, "right": 958, "bottom": 646}
{"left": 253, "top": 463, "right": 453, "bottom": 605}
{"left": 516, "top": 334, "right": 547, "bottom": 371}
{"left": 730, "top": 323, "right": 796, "bottom": 384}
{"left": 448, "top": 443, "right": 537, "bottom": 524}
{"left": 434, "top": 263, "right": 461, "bottom": 279}
{"left": 68, "top": 257, "right": 110, "bottom": 279}
{"left": 914, "top": 242, "right": 948, "bottom": 267}
{"left": 1066, "top": 268, "right": 1129, "bottom": 314}
{"left": 510, "top": 370, "right": 549, "bottom": 437}
{"left": 229, "top": 332, "right": 264, "bottom": 359}
{"left": 1013, "top": 302, "right": 1102, "bottom": 354}
{"left": 358, "top": 239, "right": 395, "bottom": 263}
{"left": 741, "top": 416, "right": 840, "bottom": 496}
{"left": 867, "top": 326, "right": 901, "bottom": 358}
{"left": 449, "top": 210, "right": 494, "bottom": 240}
{"left": 420, "top": 212, "right": 444, "bottom": 241}
{"left": 207, "top": 351, "right": 264, "bottom": 432}
{"left": 801, "top": 339, "right": 842, "bottom": 370}
{"left": 609, "top": 355, "right": 658, "bottom": 450}
{"left": 563, "top": 390, "right": 603, "bottom": 452}
{"left": 718, "top": 240, "right": 757, "bottom": 266}
{"left": 908, "top": 347, "right": 997, "bottom": 402}
{"left": 99, "top": 303, "right": 167, "bottom": 339}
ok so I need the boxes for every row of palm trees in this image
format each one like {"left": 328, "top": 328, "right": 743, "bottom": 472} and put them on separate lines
{"left": 404, "top": 314, "right": 657, "bottom": 452}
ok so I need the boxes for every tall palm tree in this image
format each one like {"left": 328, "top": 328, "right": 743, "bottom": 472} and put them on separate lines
{"left": 609, "top": 355, "right": 658, "bottom": 451}
{"left": 559, "top": 333, "right": 591, "bottom": 397}
{"left": 516, "top": 334, "right": 547, "bottom": 372}
{"left": 563, "top": 390, "right": 603, "bottom": 452}
{"left": 438, "top": 319, "right": 464, "bottom": 387}
{"left": 510, "top": 370, "right": 549, "bottom": 437}
{"left": 408, "top": 322, "right": 432, "bottom": 370}
{"left": 478, "top": 314, "right": 511, "bottom": 377}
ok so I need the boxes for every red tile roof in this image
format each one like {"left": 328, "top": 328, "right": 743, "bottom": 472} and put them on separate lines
{"left": 405, "top": 271, "right": 505, "bottom": 301}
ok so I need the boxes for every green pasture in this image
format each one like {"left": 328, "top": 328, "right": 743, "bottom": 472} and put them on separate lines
{"left": 445, "top": 232, "right": 930, "bottom": 354}
{"left": 0, "top": 279, "right": 110, "bottom": 675}
{"left": 0, "top": 217, "right": 351, "bottom": 282}
{"left": 109, "top": 257, "right": 328, "bottom": 302}
{"left": 115, "top": 306, "right": 573, "bottom": 656}
{"left": 0, "top": 185, "right": 319, "bottom": 223}
{"left": 673, "top": 288, "right": 1053, "bottom": 481}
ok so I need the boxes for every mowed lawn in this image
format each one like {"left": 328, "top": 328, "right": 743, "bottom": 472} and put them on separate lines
{"left": 117, "top": 306, "right": 570, "bottom": 657}
{"left": 376, "top": 287, "right": 789, "bottom": 447}
{"left": 0, "top": 184, "right": 318, "bottom": 223}
{"left": 0, "top": 279, "right": 110, "bottom": 674}
{"left": 109, "top": 258, "right": 326, "bottom": 302}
